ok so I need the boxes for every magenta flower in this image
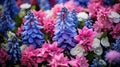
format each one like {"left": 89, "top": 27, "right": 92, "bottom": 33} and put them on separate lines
{"left": 69, "top": 56, "right": 89, "bottom": 67}
{"left": 42, "top": 18, "right": 56, "bottom": 37}
{"left": 74, "top": 26, "right": 96, "bottom": 51}
{"left": 48, "top": 53, "right": 69, "bottom": 67}
{"left": 113, "top": 3, "right": 120, "bottom": 14}
{"left": 20, "top": 45, "right": 38, "bottom": 67}
{"left": 0, "top": 48, "right": 9, "bottom": 67}
{"left": 110, "top": 23, "right": 120, "bottom": 38}
{"left": 105, "top": 50, "right": 120, "bottom": 64}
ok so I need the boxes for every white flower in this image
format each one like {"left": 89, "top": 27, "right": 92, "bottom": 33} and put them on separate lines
{"left": 7, "top": 31, "right": 15, "bottom": 38}
{"left": 20, "top": 45, "right": 28, "bottom": 50}
{"left": 92, "top": 38, "right": 101, "bottom": 49}
{"left": 101, "top": 37, "right": 110, "bottom": 48}
{"left": 20, "top": 3, "right": 31, "bottom": 9}
{"left": 1, "top": 43, "right": 8, "bottom": 50}
{"left": 94, "top": 46, "right": 103, "bottom": 55}
{"left": 77, "top": 12, "right": 89, "bottom": 21}
{"left": 95, "top": 32, "right": 103, "bottom": 38}
{"left": 108, "top": 11, "right": 120, "bottom": 23}
{"left": 45, "top": 10, "right": 53, "bottom": 18}
{"left": 70, "top": 45, "right": 85, "bottom": 57}
{"left": 99, "top": 59, "right": 107, "bottom": 66}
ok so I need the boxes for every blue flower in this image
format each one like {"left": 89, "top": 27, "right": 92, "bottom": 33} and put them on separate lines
{"left": 3, "top": 0, "right": 19, "bottom": 19}
{"left": 70, "top": 9, "right": 78, "bottom": 27}
{"left": 56, "top": 0, "right": 68, "bottom": 4}
{"left": 7, "top": 36, "right": 21, "bottom": 64}
{"left": 90, "top": 58, "right": 105, "bottom": 67}
{"left": 0, "top": 15, "right": 15, "bottom": 38}
{"left": 74, "top": 0, "right": 90, "bottom": 7}
{"left": 103, "top": 0, "right": 114, "bottom": 6}
{"left": 38, "top": 0, "right": 51, "bottom": 10}
{"left": 21, "top": 11, "right": 45, "bottom": 48}
{"left": 84, "top": 19, "right": 94, "bottom": 29}
{"left": 53, "top": 7, "right": 77, "bottom": 52}
{"left": 112, "top": 37, "right": 120, "bottom": 52}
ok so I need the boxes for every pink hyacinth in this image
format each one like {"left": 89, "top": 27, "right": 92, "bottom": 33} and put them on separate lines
{"left": 32, "top": 10, "right": 46, "bottom": 25}
{"left": 74, "top": 26, "right": 96, "bottom": 51}
{"left": 110, "top": 23, "right": 120, "bottom": 38}
{"left": 113, "top": 3, "right": 120, "bottom": 14}
{"left": 20, "top": 45, "right": 38, "bottom": 67}
{"left": 42, "top": 18, "right": 56, "bottom": 37}
{"left": 0, "top": 48, "right": 9, "bottom": 67}
{"left": 105, "top": 50, "right": 120, "bottom": 63}
{"left": 69, "top": 56, "right": 89, "bottom": 67}
{"left": 48, "top": 53, "right": 69, "bottom": 67}
{"left": 90, "top": 0, "right": 103, "bottom": 4}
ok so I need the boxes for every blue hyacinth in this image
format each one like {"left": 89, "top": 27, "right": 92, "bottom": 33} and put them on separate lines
{"left": 21, "top": 11, "right": 45, "bottom": 48}
{"left": 0, "top": 15, "right": 15, "bottom": 37}
{"left": 90, "top": 58, "right": 105, "bottom": 67}
{"left": 53, "top": 7, "right": 77, "bottom": 52}
{"left": 3, "top": 0, "right": 19, "bottom": 19}
{"left": 103, "top": 0, "right": 114, "bottom": 6}
{"left": 7, "top": 36, "right": 21, "bottom": 64}
{"left": 112, "top": 37, "right": 120, "bottom": 52}
{"left": 74, "top": 0, "right": 90, "bottom": 7}
{"left": 56, "top": 0, "right": 68, "bottom": 4}
{"left": 70, "top": 9, "right": 78, "bottom": 27}
{"left": 38, "top": 0, "right": 51, "bottom": 10}
{"left": 84, "top": 19, "right": 94, "bottom": 29}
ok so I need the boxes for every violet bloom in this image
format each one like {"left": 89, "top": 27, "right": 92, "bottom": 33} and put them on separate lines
{"left": 74, "top": 26, "right": 96, "bottom": 51}
{"left": 53, "top": 7, "right": 77, "bottom": 52}
{"left": 21, "top": 11, "right": 45, "bottom": 48}
{"left": 105, "top": 50, "right": 120, "bottom": 64}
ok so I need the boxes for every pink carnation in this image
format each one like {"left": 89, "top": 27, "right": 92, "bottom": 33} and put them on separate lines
{"left": 113, "top": 3, "right": 120, "bottom": 14}
{"left": 110, "top": 23, "right": 120, "bottom": 38}
{"left": 0, "top": 48, "right": 9, "bottom": 67}
{"left": 69, "top": 56, "right": 89, "bottom": 67}
{"left": 42, "top": 18, "right": 56, "bottom": 37}
{"left": 105, "top": 50, "right": 120, "bottom": 63}
{"left": 20, "top": 45, "right": 38, "bottom": 67}
{"left": 48, "top": 53, "right": 69, "bottom": 67}
{"left": 74, "top": 26, "right": 96, "bottom": 51}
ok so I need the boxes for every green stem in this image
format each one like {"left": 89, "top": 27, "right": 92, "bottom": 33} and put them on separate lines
{"left": 109, "top": 63, "right": 111, "bottom": 67}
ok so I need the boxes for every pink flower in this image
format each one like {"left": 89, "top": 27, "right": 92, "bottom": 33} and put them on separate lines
{"left": 42, "top": 18, "right": 56, "bottom": 37}
{"left": 32, "top": 10, "right": 46, "bottom": 25}
{"left": 93, "top": 8, "right": 113, "bottom": 32}
{"left": 90, "top": 0, "right": 103, "bottom": 4}
{"left": 110, "top": 23, "right": 120, "bottom": 38}
{"left": 20, "top": 45, "right": 38, "bottom": 67}
{"left": 113, "top": 3, "right": 120, "bottom": 14}
{"left": 74, "top": 26, "right": 96, "bottom": 51}
{"left": 0, "top": 48, "right": 9, "bottom": 67}
{"left": 69, "top": 56, "right": 89, "bottom": 67}
{"left": 48, "top": 53, "right": 69, "bottom": 67}
{"left": 105, "top": 50, "right": 120, "bottom": 63}
{"left": 88, "top": 3, "right": 102, "bottom": 19}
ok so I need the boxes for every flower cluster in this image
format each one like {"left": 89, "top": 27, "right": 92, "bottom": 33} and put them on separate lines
{"left": 21, "top": 11, "right": 45, "bottom": 48}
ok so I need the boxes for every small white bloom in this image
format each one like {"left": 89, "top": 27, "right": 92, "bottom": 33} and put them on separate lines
{"left": 109, "top": 11, "right": 120, "bottom": 23}
{"left": 94, "top": 46, "right": 103, "bottom": 55}
{"left": 1, "top": 43, "right": 8, "bottom": 50}
{"left": 19, "top": 9, "right": 26, "bottom": 18}
{"left": 99, "top": 59, "right": 107, "bottom": 66}
{"left": 92, "top": 38, "right": 101, "bottom": 49}
{"left": 77, "top": 12, "right": 89, "bottom": 21}
{"left": 7, "top": 31, "right": 15, "bottom": 38}
{"left": 70, "top": 45, "right": 85, "bottom": 57}
{"left": 45, "top": 10, "right": 53, "bottom": 18}
{"left": 20, "top": 3, "right": 31, "bottom": 9}
{"left": 20, "top": 45, "right": 28, "bottom": 50}
{"left": 101, "top": 37, "right": 110, "bottom": 48}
